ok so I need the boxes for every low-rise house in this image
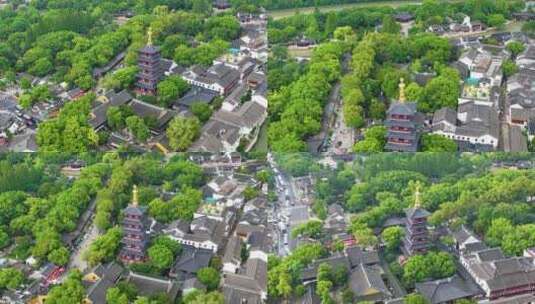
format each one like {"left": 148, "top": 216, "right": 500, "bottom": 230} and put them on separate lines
{"left": 516, "top": 45, "right": 535, "bottom": 70}
{"left": 89, "top": 90, "right": 133, "bottom": 130}
{"left": 189, "top": 99, "right": 267, "bottom": 152}
{"left": 394, "top": 12, "right": 414, "bottom": 23}
{"left": 350, "top": 263, "right": 392, "bottom": 302}
{"left": 169, "top": 245, "right": 213, "bottom": 279}
{"left": 507, "top": 68, "right": 535, "bottom": 126}
{"left": 124, "top": 271, "right": 180, "bottom": 302}
{"left": 455, "top": 228, "right": 535, "bottom": 301}
{"left": 182, "top": 277, "right": 205, "bottom": 295}
{"left": 213, "top": 0, "right": 231, "bottom": 10}
{"left": 432, "top": 101, "right": 500, "bottom": 150}
{"left": 92, "top": 51, "right": 125, "bottom": 79}
{"left": 65, "top": 87, "right": 85, "bottom": 100}
{"left": 452, "top": 226, "right": 483, "bottom": 252}
{"left": 214, "top": 53, "right": 257, "bottom": 81}
{"left": 324, "top": 204, "right": 347, "bottom": 235}
{"left": 164, "top": 216, "right": 225, "bottom": 253}
{"left": 83, "top": 262, "right": 125, "bottom": 304}
{"left": 128, "top": 99, "right": 176, "bottom": 134}
{"left": 222, "top": 235, "right": 242, "bottom": 273}
{"left": 174, "top": 85, "right": 218, "bottom": 109}
{"left": 222, "top": 249, "right": 267, "bottom": 304}
{"left": 458, "top": 47, "right": 506, "bottom": 87}
{"left": 415, "top": 275, "right": 484, "bottom": 304}
{"left": 182, "top": 64, "right": 240, "bottom": 96}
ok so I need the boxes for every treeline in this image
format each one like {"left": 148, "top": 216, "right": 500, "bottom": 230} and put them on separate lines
{"left": 234, "top": 0, "right": 411, "bottom": 10}
{"left": 268, "top": 6, "right": 392, "bottom": 44}
{"left": 268, "top": 41, "right": 347, "bottom": 152}
{"left": 267, "top": 0, "right": 525, "bottom": 45}
{"left": 0, "top": 157, "right": 110, "bottom": 266}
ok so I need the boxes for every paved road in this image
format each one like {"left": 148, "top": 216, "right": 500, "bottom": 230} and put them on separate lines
{"left": 308, "top": 54, "right": 351, "bottom": 153}
{"left": 68, "top": 220, "right": 100, "bottom": 272}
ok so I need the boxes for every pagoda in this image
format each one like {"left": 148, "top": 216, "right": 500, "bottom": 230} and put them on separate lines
{"left": 384, "top": 78, "right": 421, "bottom": 152}
{"left": 135, "top": 27, "right": 163, "bottom": 95}
{"left": 402, "top": 182, "right": 431, "bottom": 255}
{"left": 119, "top": 185, "right": 149, "bottom": 264}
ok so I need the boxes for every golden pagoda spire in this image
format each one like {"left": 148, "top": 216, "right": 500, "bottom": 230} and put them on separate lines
{"left": 147, "top": 27, "right": 153, "bottom": 46}
{"left": 399, "top": 77, "right": 406, "bottom": 103}
{"left": 414, "top": 181, "right": 422, "bottom": 208}
{"left": 132, "top": 185, "right": 139, "bottom": 207}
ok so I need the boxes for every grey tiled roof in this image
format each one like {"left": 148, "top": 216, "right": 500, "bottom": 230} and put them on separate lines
{"left": 405, "top": 207, "right": 431, "bottom": 219}
{"left": 222, "top": 235, "right": 242, "bottom": 265}
{"left": 89, "top": 90, "right": 133, "bottom": 128}
{"left": 415, "top": 275, "right": 483, "bottom": 304}
{"left": 129, "top": 99, "right": 175, "bottom": 129}
{"left": 350, "top": 264, "right": 391, "bottom": 301}
{"left": 125, "top": 271, "right": 180, "bottom": 301}
{"left": 433, "top": 107, "right": 457, "bottom": 125}
{"left": 171, "top": 245, "right": 213, "bottom": 275}
{"left": 387, "top": 101, "right": 417, "bottom": 116}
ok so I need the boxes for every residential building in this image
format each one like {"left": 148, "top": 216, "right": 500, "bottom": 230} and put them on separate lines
{"left": 169, "top": 245, "right": 213, "bottom": 279}
{"left": 222, "top": 246, "right": 268, "bottom": 304}
{"left": 458, "top": 46, "right": 506, "bottom": 87}
{"left": 454, "top": 227, "right": 535, "bottom": 301}
{"left": 222, "top": 235, "right": 243, "bottom": 273}
{"left": 189, "top": 99, "right": 267, "bottom": 152}
{"left": 432, "top": 102, "right": 499, "bottom": 151}
{"left": 181, "top": 64, "right": 240, "bottom": 96}
{"left": 350, "top": 264, "right": 392, "bottom": 302}
{"left": 507, "top": 67, "right": 535, "bottom": 126}
{"left": 415, "top": 275, "right": 483, "bottom": 304}
{"left": 164, "top": 216, "right": 225, "bottom": 253}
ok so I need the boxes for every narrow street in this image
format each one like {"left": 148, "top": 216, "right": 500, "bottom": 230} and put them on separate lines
{"left": 267, "top": 153, "right": 301, "bottom": 256}
{"left": 307, "top": 53, "right": 352, "bottom": 153}
{"left": 379, "top": 252, "right": 407, "bottom": 298}
{"left": 68, "top": 219, "right": 100, "bottom": 272}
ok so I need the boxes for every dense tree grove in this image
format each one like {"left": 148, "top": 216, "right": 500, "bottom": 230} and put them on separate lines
{"left": 0, "top": 0, "right": 242, "bottom": 86}
{"left": 166, "top": 116, "right": 201, "bottom": 151}
{"left": 268, "top": 41, "right": 346, "bottom": 152}
{"left": 421, "top": 134, "right": 457, "bottom": 152}
{"left": 236, "top": 0, "right": 524, "bottom": 14}
{"left": 268, "top": 243, "right": 327, "bottom": 299}
{"left": 36, "top": 93, "right": 99, "bottom": 152}
{"left": 0, "top": 153, "right": 207, "bottom": 283}
{"left": 401, "top": 252, "right": 456, "bottom": 287}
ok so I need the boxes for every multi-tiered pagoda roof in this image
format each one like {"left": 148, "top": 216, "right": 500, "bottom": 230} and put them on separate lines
{"left": 119, "top": 185, "right": 149, "bottom": 264}
{"left": 385, "top": 78, "right": 422, "bottom": 152}
{"left": 402, "top": 182, "right": 431, "bottom": 256}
